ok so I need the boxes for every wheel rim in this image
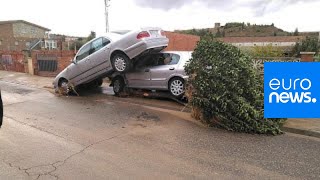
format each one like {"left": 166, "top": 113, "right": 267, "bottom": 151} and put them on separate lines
{"left": 170, "top": 80, "right": 184, "bottom": 96}
{"left": 114, "top": 57, "right": 126, "bottom": 72}
{"left": 60, "top": 81, "right": 70, "bottom": 94}
{"left": 114, "top": 80, "right": 121, "bottom": 93}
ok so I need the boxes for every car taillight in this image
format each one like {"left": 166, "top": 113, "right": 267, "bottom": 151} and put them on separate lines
{"left": 161, "top": 30, "right": 165, "bottom": 36}
{"left": 137, "top": 31, "right": 150, "bottom": 39}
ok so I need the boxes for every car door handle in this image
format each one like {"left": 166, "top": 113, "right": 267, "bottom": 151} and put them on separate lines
{"left": 145, "top": 69, "right": 150, "bottom": 72}
{"left": 169, "top": 67, "right": 175, "bottom": 70}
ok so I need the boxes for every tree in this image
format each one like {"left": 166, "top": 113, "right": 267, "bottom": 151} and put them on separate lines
{"left": 87, "top": 31, "right": 96, "bottom": 41}
{"left": 185, "top": 38, "right": 286, "bottom": 135}
{"left": 70, "top": 31, "right": 97, "bottom": 51}
{"left": 291, "top": 36, "right": 320, "bottom": 56}
{"left": 293, "top": 28, "right": 299, "bottom": 36}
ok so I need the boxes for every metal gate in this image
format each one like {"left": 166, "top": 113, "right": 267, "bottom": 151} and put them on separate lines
{"left": 37, "top": 54, "right": 58, "bottom": 72}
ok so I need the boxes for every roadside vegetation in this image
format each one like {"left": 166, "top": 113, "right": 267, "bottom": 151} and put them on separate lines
{"left": 185, "top": 37, "right": 286, "bottom": 135}
{"left": 71, "top": 31, "right": 96, "bottom": 50}
{"left": 291, "top": 36, "right": 320, "bottom": 57}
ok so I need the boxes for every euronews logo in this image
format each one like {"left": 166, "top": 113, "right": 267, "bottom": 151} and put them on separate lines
{"left": 268, "top": 78, "right": 317, "bottom": 104}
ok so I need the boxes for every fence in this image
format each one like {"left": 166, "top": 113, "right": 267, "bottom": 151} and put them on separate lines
{"left": 252, "top": 57, "right": 301, "bottom": 76}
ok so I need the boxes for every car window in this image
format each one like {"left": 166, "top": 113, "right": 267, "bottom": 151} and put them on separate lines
{"left": 90, "top": 37, "right": 110, "bottom": 54}
{"left": 135, "top": 54, "right": 158, "bottom": 68}
{"left": 156, "top": 53, "right": 180, "bottom": 66}
{"left": 76, "top": 43, "right": 90, "bottom": 62}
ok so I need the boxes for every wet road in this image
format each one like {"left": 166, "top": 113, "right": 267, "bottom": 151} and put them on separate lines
{"left": 0, "top": 73, "right": 320, "bottom": 180}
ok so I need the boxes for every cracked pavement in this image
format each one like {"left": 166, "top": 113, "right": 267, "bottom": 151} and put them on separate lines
{"left": 1, "top": 71, "right": 320, "bottom": 179}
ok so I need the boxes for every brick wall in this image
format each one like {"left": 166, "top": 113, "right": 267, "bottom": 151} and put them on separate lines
{"left": 0, "top": 50, "right": 26, "bottom": 72}
{"left": 31, "top": 50, "right": 75, "bottom": 77}
{"left": 300, "top": 52, "right": 315, "bottom": 62}
{"left": 164, "top": 32, "right": 200, "bottom": 51}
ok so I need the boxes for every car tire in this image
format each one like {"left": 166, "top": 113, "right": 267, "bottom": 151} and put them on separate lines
{"left": 169, "top": 77, "right": 185, "bottom": 98}
{"left": 58, "top": 79, "right": 70, "bottom": 95}
{"left": 113, "top": 77, "right": 125, "bottom": 96}
{"left": 96, "top": 78, "right": 103, "bottom": 87}
{"left": 112, "top": 53, "right": 131, "bottom": 73}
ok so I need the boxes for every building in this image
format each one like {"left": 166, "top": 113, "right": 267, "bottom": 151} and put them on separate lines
{"left": 0, "top": 20, "right": 56, "bottom": 51}
{"left": 218, "top": 36, "right": 304, "bottom": 47}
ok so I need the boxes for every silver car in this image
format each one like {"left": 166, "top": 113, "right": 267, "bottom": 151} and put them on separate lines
{"left": 111, "top": 51, "right": 192, "bottom": 98}
{"left": 53, "top": 28, "right": 168, "bottom": 93}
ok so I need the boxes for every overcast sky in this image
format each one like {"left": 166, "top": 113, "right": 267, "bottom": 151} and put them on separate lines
{"left": 0, "top": 0, "right": 319, "bottom": 37}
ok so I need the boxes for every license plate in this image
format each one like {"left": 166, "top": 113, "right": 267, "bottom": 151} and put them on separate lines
{"left": 149, "top": 30, "right": 159, "bottom": 36}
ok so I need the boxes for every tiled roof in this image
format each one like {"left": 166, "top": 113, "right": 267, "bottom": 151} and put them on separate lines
{"left": 0, "top": 20, "right": 50, "bottom": 31}
{"left": 218, "top": 36, "right": 305, "bottom": 43}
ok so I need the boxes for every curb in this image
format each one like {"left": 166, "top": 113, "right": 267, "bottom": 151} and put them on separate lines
{"left": 282, "top": 126, "right": 320, "bottom": 138}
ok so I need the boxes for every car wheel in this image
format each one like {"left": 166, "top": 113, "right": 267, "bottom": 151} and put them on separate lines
{"left": 169, "top": 77, "right": 185, "bottom": 98}
{"left": 113, "top": 77, "right": 125, "bottom": 96}
{"left": 112, "top": 53, "right": 131, "bottom": 73}
{"left": 58, "top": 79, "right": 70, "bottom": 95}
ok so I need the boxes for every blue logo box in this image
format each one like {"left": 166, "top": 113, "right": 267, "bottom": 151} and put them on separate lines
{"left": 264, "top": 62, "right": 320, "bottom": 118}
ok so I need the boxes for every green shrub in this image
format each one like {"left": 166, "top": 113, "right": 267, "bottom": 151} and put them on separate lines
{"left": 185, "top": 38, "right": 286, "bottom": 135}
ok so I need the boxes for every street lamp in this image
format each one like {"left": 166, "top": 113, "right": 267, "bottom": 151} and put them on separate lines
{"left": 104, "top": 0, "right": 111, "bottom": 33}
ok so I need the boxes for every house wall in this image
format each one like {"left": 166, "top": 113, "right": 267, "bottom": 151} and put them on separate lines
{"left": 13, "top": 22, "right": 47, "bottom": 38}
{"left": 0, "top": 22, "right": 48, "bottom": 51}
{"left": 0, "top": 23, "right": 14, "bottom": 38}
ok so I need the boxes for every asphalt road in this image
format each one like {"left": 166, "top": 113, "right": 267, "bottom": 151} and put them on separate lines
{"left": 0, "top": 76, "right": 320, "bottom": 180}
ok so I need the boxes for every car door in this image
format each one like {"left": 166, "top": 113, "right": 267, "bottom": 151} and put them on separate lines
{"left": 67, "top": 43, "right": 91, "bottom": 86}
{"left": 125, "top": 54, "right": 156, "bottom": 88}
{"left": 149, "top": 53, "right": 180, "bottom": 89}
{"left": 85, "top": 37, "right": 112, "bottom": 81}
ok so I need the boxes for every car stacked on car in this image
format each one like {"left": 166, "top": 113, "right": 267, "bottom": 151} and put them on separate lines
{"left": 53, "top": 27, "right": 168, "bottom": 94}
{"left": 53, "top": 28, "right": 191, "bottom": 99}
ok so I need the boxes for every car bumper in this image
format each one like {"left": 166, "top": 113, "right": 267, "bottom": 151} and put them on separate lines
{"left": 125, "top": 37, "right": 169, "bottom": 59}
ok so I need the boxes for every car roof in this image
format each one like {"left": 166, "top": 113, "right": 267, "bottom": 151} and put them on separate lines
{"left": 103, "top": 32, "right": 123, "bottom": 41}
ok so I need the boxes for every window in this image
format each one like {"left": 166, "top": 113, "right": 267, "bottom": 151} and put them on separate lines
{"left": 156, "top": 53, "right": 180, "bottom": 66}
{"left": 90, "top": 37, "right": 110, "bottom": 54}
{"left": 135, "top": 53, "right": 181, "bottom": 68}
{"left": 26, "top": 42, "right": 30, "bottom": 47}
{"left": 15, "top": 41, "right": 19, "bottom": 46}
{"left": 76, "top": 44, "right": 91, "bottom": 61}
{"left": 44, "top": 40, "right": 57, "bottom": 50}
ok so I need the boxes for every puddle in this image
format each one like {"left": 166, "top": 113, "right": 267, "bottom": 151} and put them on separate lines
{"left": 137, "top": 112, "right": 160, "bottom": 122}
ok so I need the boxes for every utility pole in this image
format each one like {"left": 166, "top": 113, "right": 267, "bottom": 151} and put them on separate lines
{"left": 104, "top": 0, "right": 110, "bottom": 33}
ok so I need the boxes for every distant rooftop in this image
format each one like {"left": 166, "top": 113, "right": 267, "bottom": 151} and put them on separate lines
{"left": 0, "top": 20, "right": 50, "bottom": 31}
